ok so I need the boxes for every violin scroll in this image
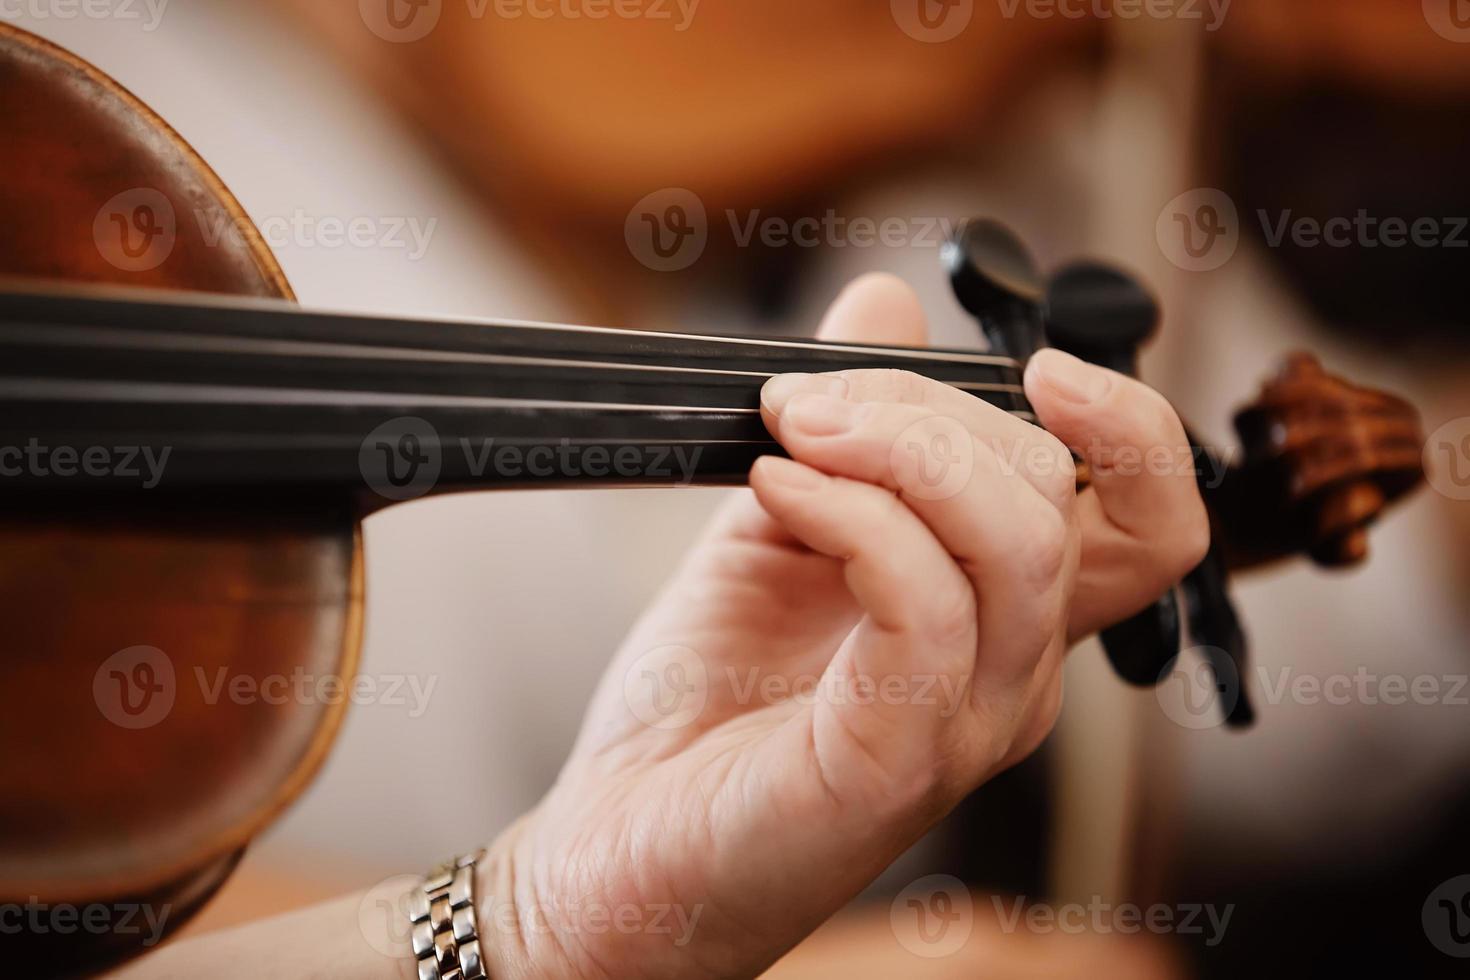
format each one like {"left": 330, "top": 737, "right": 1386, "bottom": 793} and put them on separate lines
{"left": 943, "top": 224, "right": 1428, "bottom": 729}
{"left": 1225, "top": 352, "right": 1426, "bottom": 570}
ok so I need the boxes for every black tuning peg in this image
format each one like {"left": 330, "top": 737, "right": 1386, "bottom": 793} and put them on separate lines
{"left": 1044, "top": 262, "right": 1184, "bottom": 690}
{"left": 1044, "top": 260, "right": 1254, "bottom": 728}
{"left": 943, "top": 219, "right": 1048, "bottom": 363}
{"left": 1043, "top": 262, "right": 1160, "bottom": 377}
{"left": 944, "top": 228, "right": 1253, "bottom": 728}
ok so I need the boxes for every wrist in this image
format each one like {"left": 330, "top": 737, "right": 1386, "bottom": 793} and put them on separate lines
{"left": 473, "top": 821, "right": 582, "bottom": 980}
{"left": 473, "top": 839, "right": 531, "bottom": 980}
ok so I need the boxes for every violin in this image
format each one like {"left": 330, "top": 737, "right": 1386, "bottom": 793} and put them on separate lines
{"left": 0, "top": 22, "right": 1425, "bottom": 976}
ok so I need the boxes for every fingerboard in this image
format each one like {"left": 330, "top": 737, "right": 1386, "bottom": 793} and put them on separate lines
{"left": 0, "top": 288, "right": 1034, "bottom": 495}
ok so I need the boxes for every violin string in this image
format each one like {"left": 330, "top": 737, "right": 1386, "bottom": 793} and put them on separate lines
{"left": 0, "top": 377, "right": 1036, "bottom": 424}
{"left": 0, "top": 377, "right": 760, "bottom": 412}
{"left": 0, "top": 323, "right": 1025, "bottom": 396}
{"left": 0, "top": 293, "right": 1023, "bottom": 370}
{"left": 431, "top": 315, "right": 1021, "bottom": 367}
{"left": 4, "top": 288, "right": 1019, "bottom": 368}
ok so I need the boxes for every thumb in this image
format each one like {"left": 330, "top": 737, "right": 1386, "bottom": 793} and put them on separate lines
{"left": 815, "top": 273, "right": 929, "bottom": 346}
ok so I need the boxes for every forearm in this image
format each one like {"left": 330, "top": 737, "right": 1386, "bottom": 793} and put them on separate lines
{"left": 102, "top": 891, "right": 414, "bottom": 980}
{"left": 103, "top": 846, "right": 540, "bottom": 980}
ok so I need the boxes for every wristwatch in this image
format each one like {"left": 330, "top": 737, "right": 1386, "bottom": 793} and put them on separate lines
{"left": 410, "top": 850, "right": 487, "bottom": 980}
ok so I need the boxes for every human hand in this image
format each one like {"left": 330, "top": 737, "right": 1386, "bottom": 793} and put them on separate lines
{"left": 477, "top": 274, "right": 1205, "bottom": 979}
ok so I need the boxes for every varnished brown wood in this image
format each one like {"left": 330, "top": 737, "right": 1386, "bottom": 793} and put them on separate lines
{"left": 0, "top": 23, "right": 359, "bottom": 976}
{"left": 1216, "top": 352, "right": 1426, "bottom": 571}
{"left": 0, "top": 24, "right": 290, "bottom": 299}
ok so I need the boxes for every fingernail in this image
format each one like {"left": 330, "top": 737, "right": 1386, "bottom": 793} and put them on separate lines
{"left": 784, "top": 394, "right": 862, "bottom": 436}
{"left": 1032, "top": 349, "right": 1113, "bottom": 405}
{"left": 762, "top": 373, "right": 849, "bottom": 416}
{"left": 757, "top": 456, "right": 825, "bottom": 491}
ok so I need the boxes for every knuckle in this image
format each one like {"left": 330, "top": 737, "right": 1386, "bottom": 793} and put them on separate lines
{"left": 1020, "top": 505, "right": 1072, "bottom": 588}
{"left": 1173, "top": 496, "right": 1213, "bottom": 575}
{"left": 922, "top": 584, "right": 979, "bottom": 648}
{"left": 1139, "top": 492, "right": 1210, "bottom": 587}
{"left": 1036, "top": 433, "right": 1079, "bottom": 504}
{"left": 1035, "top": 582, "right": 1069, "bottom": 645}
{"left": 1125, "top": 375, "right": 1176, "bottom": 419}
{"left": 847, "top": 368, "right": 933, "bottom": 407}
{"left": 1009, "top": 679, "right": 1064, "bottom": 764}
{"left": 1113, "top": 377, "right": 1185, "bottom": 445}
{"left": 1007, "top": 581, "right": 1068, "bottom": 665}
{"left": 866, "top": 482, "right": 910, "bottom": 524}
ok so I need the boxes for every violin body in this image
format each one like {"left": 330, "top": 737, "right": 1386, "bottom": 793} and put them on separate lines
{"left": 0, "top": 23, "right": 359, "bottom": 974}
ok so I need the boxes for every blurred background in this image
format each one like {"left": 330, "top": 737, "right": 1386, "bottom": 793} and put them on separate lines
{"left": 11, "top": 1, "right": 1469, "bottom": 976}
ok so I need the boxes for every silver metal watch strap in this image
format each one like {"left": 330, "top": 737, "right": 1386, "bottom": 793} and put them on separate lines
{"left": 409, "top": 850, "right": 488, "bottom": 980}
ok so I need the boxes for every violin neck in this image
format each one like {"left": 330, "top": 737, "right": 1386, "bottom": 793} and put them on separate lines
{"left": 0, "top": 288, "right": 1032, "bottom": 498}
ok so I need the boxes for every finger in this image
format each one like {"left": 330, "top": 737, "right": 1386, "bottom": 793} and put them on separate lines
{"left": 1024, "top": 349, "right": 1209, "bottom": 633}
{"left": 757, "top": 275, "right": 931, "bottom": 437}
{"left": 763, "top": 368, "right": 1071, "bottom": 509}
{"left": 1025, "top": 349, "right": 1201, "bottom": 542}
{"left": 730, "top": 273, "right": 931, "bottom": 548}
{"left": 767, "top": 395, "right": 1074, "bottom": 688}
{"left": 816, "top": 272, "right": 929, "bottom": 346}
{"left": 749, "top": 456, "right": 977, "bottom": 779}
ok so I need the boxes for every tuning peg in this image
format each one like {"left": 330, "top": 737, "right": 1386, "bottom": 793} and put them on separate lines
{"left": 943, "top": 219, "right": 1047, "bottom": 362}
{"left": 944, "top": 227, "right": 1252, "bottom": 727}
{"left": 1041, "top": 262, "right": 1184, "bottom": 692}
{"left": 1043, "top": 261, "right": 1254, "bottom": 727}
{"left": 1044, "top": 262, "right": 1160, "bottom": 377}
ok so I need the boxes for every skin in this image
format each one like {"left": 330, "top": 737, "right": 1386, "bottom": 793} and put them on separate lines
{"left": 111, "top": 274, "right": 1206, "bottom": 980}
